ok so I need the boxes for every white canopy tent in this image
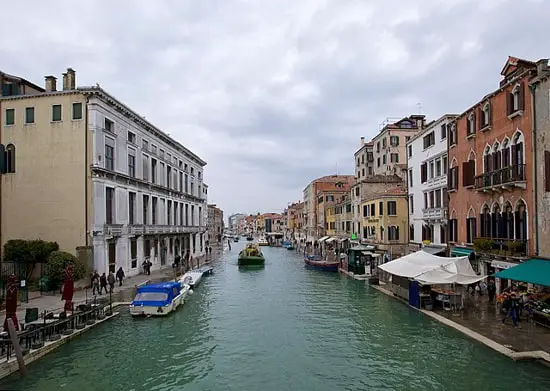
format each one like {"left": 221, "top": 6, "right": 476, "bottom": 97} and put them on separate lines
{"left": 378, "top": 250, "right": 485, "bottom": 285}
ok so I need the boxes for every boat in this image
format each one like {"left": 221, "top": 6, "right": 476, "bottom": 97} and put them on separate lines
{"left": 283, "top": 240, "right": 295, "bottom": 250}
{"left": 181, "top": 267, "right": 209, "bottom": 290}
{"left": 234, "top": 237, "right": 239, "bottom": 242}
{"left": 257, "top": 236, "right": 269, "bottom": 246}
{"left": 129, "top": 281, "right": 188, "bottom": 317}
{"left": 246, "top": 235, "right": 254, "bottom": 241}
{"left": 304, "top": 255, "right": 339, "bottom": 272}
{"left": 238, "top": 244, "right": 265, "bottom": 266}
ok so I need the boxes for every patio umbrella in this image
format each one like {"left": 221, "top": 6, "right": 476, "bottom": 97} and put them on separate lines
{"left": 62, "top": 266, "right": 74, "bottom": 313}
{"left": 3, "top": 275, "right": 19, "bottom": 332}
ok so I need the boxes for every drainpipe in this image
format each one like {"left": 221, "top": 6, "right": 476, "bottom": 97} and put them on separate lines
{"left": 0, "top": 96, "right": 2, "bottom": 259}
{"left": 530, "top": 84, "right": 539, "bottom": 257}
{"left": 85, "top": 96, "right": 90, "bottom": 247}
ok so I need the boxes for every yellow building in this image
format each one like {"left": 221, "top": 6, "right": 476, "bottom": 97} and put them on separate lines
{"left": 325, "top": 205, "right": 337, "bottom": 236}
{"left": 256, "top": 214, "right": 265, "bottom": 233}
{"left": 361, "top": 189, "right": 409, "bottom": 256}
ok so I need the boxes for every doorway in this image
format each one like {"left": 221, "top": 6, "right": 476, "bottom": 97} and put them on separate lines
{"left": 108, "top": 241, "right": 116, "bottom": 273}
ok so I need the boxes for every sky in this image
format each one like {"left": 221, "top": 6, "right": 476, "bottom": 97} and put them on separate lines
{"left": 1, "top": 0, "right": 548, "bottom": 217}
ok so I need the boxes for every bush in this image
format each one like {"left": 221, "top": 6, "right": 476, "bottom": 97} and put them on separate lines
{"left": 44, "top": 251, "right": 87, "bottom": 287}
{"left": 3, "top": 239, "right": 59, "bottom": 279}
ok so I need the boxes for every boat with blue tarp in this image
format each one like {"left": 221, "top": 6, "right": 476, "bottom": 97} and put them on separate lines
{"left": 129, "top": 281, "right": 188, "bottom": 317}
{"left": 283, "top": 240, "right": 295, "bottom": 250}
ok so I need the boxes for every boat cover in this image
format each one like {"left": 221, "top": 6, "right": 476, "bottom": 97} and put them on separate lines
{"left": 378, "top": 250, "right": 485, "bottom": 285}
{"left": 132, "top": 281, "right": 181, "bottom": 307}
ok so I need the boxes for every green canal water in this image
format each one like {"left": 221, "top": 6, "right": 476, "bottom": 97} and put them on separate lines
{"left": 2, "top": 242, "right": 550, "bottom": 390}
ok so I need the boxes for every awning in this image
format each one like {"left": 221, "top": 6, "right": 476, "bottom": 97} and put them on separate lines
{"left": 494, "top": 259, "right": 550, "bottom": 287}
{"left": 491, "top": 260, "right": 518, "bottom": 270}
{"left": 318, "top": 236, "right": 330, "bottom": 243}
{"left": 350, "top": 244, "right": 375, "bottom": 251}
{"left": 451, "top": 247, "right": 473, "bottom": 257}
{"left": 423, "top": 246, "right": 447, "bottom": 255}
{"left": 326, "top": 237, "right": 337, "bottom": 243}
{"left": 339, "top": 238, "right": 349, "bottom": 243}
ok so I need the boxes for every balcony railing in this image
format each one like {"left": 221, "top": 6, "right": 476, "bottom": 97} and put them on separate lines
{"left": 422, "top": 207, "right": 447, "bottom": 221}
{"left": 474, "top": 164, "right": 526, "bottom": 191}
{"left": 473, "top": 237, "right": 528, "bottom": 257}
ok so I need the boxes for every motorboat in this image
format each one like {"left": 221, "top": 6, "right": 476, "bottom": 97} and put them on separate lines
{"left": 238, "top": 244, "right": 265, "bottom": 266}
{"left": 257, "top": 236, "right": 269, "bottom": 246}
{"left": 129, "top": 281, "right": 188, "bottom": 317}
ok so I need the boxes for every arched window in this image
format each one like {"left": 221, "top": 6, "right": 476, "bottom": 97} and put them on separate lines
{"left": 480, "top": 204, "right": 491, "bottom": 238}
{"left": 492, "top": 203, "right": 502, "bottom": 239}
{"left": 503, "top": 202, "right": 514, "bottom": 239}
{"left": 500, "top": 137, "right": 511, "bottom": 168}
{"left": 492, "top": 141, "right": 501, "bottom": 172}
{"left": 483, "top": 145, "right": 491, "bottom": 173}
{"left": 466, "top": 207, "right": 477, "bottom": 244}
{"left": 512, "top": 84, "right": 521, "bottom": 112}
{"left": 515, "top": 199, "right": 527, "bottom": 241}
{"left": 5, "top": 144, "right": 15, "bottom": 173}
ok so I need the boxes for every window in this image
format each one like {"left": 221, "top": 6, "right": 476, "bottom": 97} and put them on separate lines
{"left": 390, "top": 136, "right": 399, "bottom": 147}
{"left": 442, "top": 156, "right": 448, "bottom": 175}
{"left": 382, "top": 154, "right": 387, "bottom": 165}
{"left": 130, "top": 239, "right": 137, "bottom": 268}
{"left": 408, "top": 169, "right": 413, "bottom": 187}
{"left": 52, "top": 105, "right": 62, "bottom": 122}
{"left": 105, "top": 138, "right": 115, "bottom": 171}
{"left": 104, "top": 118, "right": 114, "bottom": 132}
{"left": 423, "top": 132, "right": 435, "bottom": 149}
{"left": 449, "top": 123, "right": 457, "bottom": 146}
{"left": 442, "top": 188, "right": 448, "bottom": 207}
{"left": 387, "top": 201, "right": 397, "bottom": 216}
{"left": 466, "top": 216, "right": 477, "bottom": 244}
{"left": 142, "top": 140, "right": 149, "bottom": 151}
{"left": 435, "top": 189, "right": 441, "bottom": 208}
{"left": 5, "top": 109, "right": 15, "bottom": 125}
{"left": 449, "top": 166, "right": 459, "bottom": 191}
{"left": 106, "top": 187, "right": 115, "bottom": 224}
{"left": 167, "top": 201, "right": 172, "bottom": 225}
{"left": 143, "top": 195, "right": 149, "bottom": 224}
{"left": 449, "top": 219, "right": 458, "bottom": 242}
{"left": 409, "top": 195, "right": 414, "bottom": 214}
{"left": 481, "top": 102, "right": 491, "bottom": 129}
{"left": 128, "top": 152, "right": 136, "bottom": 177}
{"left": 462, "top": 159, "right": 476, "bottom": 187}
{"left": 376, "top": 142, "right": 380, "bottom": 153}
{"left": 379, "top": 201, "right": 383, "bottom": 216}
{"left": 390, "top": 153, "right": 399, "bottom": 163}
{"left": 435, "top": 159, "right": 441, "bottom": 177}
{"left": 508, "top": 83, "right": 524, "bottom": 115}
{"left": 167, "top": 166, "right": 172, "bottom": 188}
{"left": 72, "top": 103, "right": 83, "bottom": 120}
{"left": 407, "top": 145, "right": 412, "bottom": 158}
{"left": 25, "top": 107, "right": 34, "bottom": 124}
{"left": 179, "top": 171, "right": 183, "bottom": 192}
{"left": 429, "top": 161, "right": 434, "bottom": 179}
{"left": 388, "top": 226, "right": 399, "bottom": 241}
{"left": 367, "top": 152, "right": 373, "bottom": 162}
{"left": 363, "top": 205, "right": 368, "bottom": 217}
{"left": 466, "top": 112, "right": 476, "bottom": 136}
{"left": 152, "top": 197, "right": 158, "bottom": 224}
{"left": 127, "top": 131, "right": 136, "bottom": 144}
{"left": 4, "top": 144, "right": 16, "bottom": 173}
{"left": 129, "top": 192, "right": 136, "bottom": 224}
{"left": 441, "top": 124, "right": 447, "bottom": 140}
{"left": 382, "top": 138, "right": 387, "bottom": 148}
{"left": 377, "top": 157, "right": 380, "bottom": 167}
{"left": 421, "top": 163, "right": 427, "bottom": 183}
{"left": 410, "top": 225, "right": 415, "bottom": 242}
{"left": 151, "top": 144, "right": 157, "bottom": 154}
{"left": 424, "top": 193, "right": 428, "bottom": 209}
{"left": 429, "top": 191, "right": 434, "bottom": 208}
{"left": 142, "top": 155, "right": 149, "bottom": 181}
{"left": 185, "top": 174, "right": 189, "bottom": 193}
{"left": 151, "top": 159, "right": 157, "bottom": 183}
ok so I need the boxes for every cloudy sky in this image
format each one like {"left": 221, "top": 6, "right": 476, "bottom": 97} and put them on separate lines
{"left": 1, "top": 0, "right": 547, "bottom": 217}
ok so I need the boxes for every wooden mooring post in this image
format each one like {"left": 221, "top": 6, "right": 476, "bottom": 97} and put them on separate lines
{"left": 6, "top": 318, "right": 27, "bottom": 376}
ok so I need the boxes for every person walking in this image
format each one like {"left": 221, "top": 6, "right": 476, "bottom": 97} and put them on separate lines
{"left": 92, "top": 271, "right": 100, "bottom": 295}
{"left": 116, "top": 267, "right": 125, "bottom": 287}
{"left": 99, "top": 273, "right": 108, "bottom": 295}
{"left": 107, "top": 271, "right": 115, "bottom": 294}
{"left": 487, "top": 279, "right": 496, "bottom": 304}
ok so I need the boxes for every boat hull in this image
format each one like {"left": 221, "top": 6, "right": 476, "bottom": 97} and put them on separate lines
{"left": 286, "top": 246, "right": 295, "bottom": 250}
{"left": 238, "top": 256, "right": 265, "bottom": 266}
{"left": 304, "top": 257, "right": 339, "bottom": 272}
{"left": 129, "top": 290, "right": 187, "bottom": 317}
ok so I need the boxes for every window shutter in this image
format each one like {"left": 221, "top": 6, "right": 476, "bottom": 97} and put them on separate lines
{"left": 506, "top": 92, "right": 512, "bottom": 115}
{"left": 462, "top": 160, "right": 475, "bottom": 187}
{"left": 484, "top": 154, "right": 490, "bottom": 173}
{"left": 518, "top": 82, "right": 525, "bottom": 111}
{"left": 545, "top": 151, "right": 550, "bottom": 192}
{"left": 421, "top": 163, "right": 427, "bottom": 183}
{"left": 488, "top": 102, "right": 492, "bottom": 126}
{"left": 472, "top": 112, "right": 476, "bottom": 133}
{"left": 478, "top": 107, "right": 483, "bottom": 129}
{"left": 0, "top": 145, "right": 5, "bottom": 174}
{"left": 511, "top": 144, "right": 518, "bottom": 166}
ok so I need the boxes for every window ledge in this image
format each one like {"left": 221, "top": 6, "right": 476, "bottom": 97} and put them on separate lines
{"left": 4, "top": 124, "right": 15, "bottom": 127}
{"left": 448, "top": 188, "right": 457, "bottom": 193}
{"left": 50, "top": 120, "right": 63, "bottom": 124}
{"left": 507, "top": 110, "right": 524, "bottom": 120}
{"left": 480, "top": 125, "right": 491, "bottom": 132}
{"left": 24, "top": 123, "right": 35, "bottom": 126}
{"left": 466, "top": 133, "right": 476, "bottom": 140}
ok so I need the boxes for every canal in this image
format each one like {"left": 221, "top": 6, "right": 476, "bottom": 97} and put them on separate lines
{"left": 2, "top": 242, "right": 550, "bottom": 390}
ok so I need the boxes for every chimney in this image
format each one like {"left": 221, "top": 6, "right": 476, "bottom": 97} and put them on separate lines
{"left": 45, "top": 75, "right": 57, "bottom": 92}
{"left": 62, "top": 72, "right": 68, "bottom": 90}
{"left": 360, "top": 136, "right": 365, "bottom": 146}
{"left": 536, "top": 59, "right": 549, "bottom": 74}
{"left": 66, "top": 68, "right": 76, "bottom": 90}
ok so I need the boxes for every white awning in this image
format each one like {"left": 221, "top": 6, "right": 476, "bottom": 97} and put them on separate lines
{"left": 339, "top": 238, "right": 349, "bottom": 242}
{"left": 378, "top": 250, "right": 485, "bottom": 285}
{"left": 326, "top": 237, "right": 337, "bottom": 243}
{"left": 491, "top": 260, "right": 518, "bottom": 270}
{"left": 318, "top": 236, "right": 330, "bottom": 242}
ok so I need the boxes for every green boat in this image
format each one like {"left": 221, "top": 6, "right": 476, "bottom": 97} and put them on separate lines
{"left": 238, "top": 244, "right": 265, "bottom": 266}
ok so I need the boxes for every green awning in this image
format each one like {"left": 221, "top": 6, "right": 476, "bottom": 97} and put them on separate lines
{"left": 494, "top": 259, "right": 550, "bottom": 287}
{"left": 451, "top": 247, "right": 473, "bottom": 257}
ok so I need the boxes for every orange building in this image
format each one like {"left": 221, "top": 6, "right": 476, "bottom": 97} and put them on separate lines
{"left": 448, "top": 56, "right": 543, "bottom": 279}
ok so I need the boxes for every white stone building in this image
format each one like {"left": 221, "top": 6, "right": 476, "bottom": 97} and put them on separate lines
{"left": 407, "top": 114, "right": 456, "bottom": 254}
{"left": 89, "top": 89, "right": 208, "bottom": 276}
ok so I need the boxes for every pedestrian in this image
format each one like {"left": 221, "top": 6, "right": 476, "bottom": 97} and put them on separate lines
{"left": 487, "top": 279, "right": 496, "bottom": 303}
{"left": 107, "top": 271, "right": 115, "bottom": 293}
{"left": 99, "top": 273, "right": 108, "bottom": 294}
{"left": 92, "top": 271, "right": 100, "bottom": 295}
{"left": 502, "top": 293, "right": 520, "bottom": 326}
{"left": 116, "top": 267, "right": 125, "bottom": 287}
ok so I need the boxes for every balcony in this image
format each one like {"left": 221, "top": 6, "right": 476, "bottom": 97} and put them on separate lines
{"left": 422, "top": 207, "right": 447, "bottom": 221}
{"left": 473, "top": 237, "right": 528, "bottom": 257}
{"left": 474, "top": 164, "right": 526, "bottom": 192}
{"left": 104, "top": 224, "right": 123, "bottom": 236}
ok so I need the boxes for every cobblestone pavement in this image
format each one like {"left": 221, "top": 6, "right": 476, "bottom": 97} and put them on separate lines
{"left": 436, "top": 288, "right": 550, "bottom": 353}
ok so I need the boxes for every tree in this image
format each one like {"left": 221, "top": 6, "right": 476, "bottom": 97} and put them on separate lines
{"left": 44, "top": 251, "right": 86, "bottom": 288}
{"left": 3, "top": 239, "right": 59, "bottom": 279}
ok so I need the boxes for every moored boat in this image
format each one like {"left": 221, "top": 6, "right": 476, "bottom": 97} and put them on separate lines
{"left": 130, "top": 281, "right": 187, "bottom": 317}
{"left": 257, "top": 236, "right": 269, "bottom": 246}
{"left": 304, "top": 255, "right": 339, "bottom": 272}
{"left": 283, "top": 240, "right": 295, "bottom": 250}
{"left": 238, "top": 244, "right": 265, "bottom": 266}
{"left": 246, "top": 235, "right": 254, "bottom": 241}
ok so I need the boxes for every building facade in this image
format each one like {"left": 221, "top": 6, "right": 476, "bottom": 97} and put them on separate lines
{"left": 448, "top": 56, "right": 540, "bottom": 283}
{"left": 207, "top": 205, "right": 224, "bottom": 244}
{"left": 530, "top": 59, "right": 550, "bottom": 259}
{"left": 228, "top": 213, "right": 245, "bottom": 234}
{"left": 407, "top": 114, "right": 456, "bottom": 254}
{"left": 360, "top": 190, "right": 409, "bottom": 257}
{"left": 355, "top": 138, "right": 374, "bottom": 181}
{"left": 1, "top": 68, "right": 208, "bottom": 277}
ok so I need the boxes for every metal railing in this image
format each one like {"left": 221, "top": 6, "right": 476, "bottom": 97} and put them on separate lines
{"left": 474, "top": 164, "right": 526, "bottom": 190}
{"left": 473, "top": 237, "right": 528, "bottom": 257}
